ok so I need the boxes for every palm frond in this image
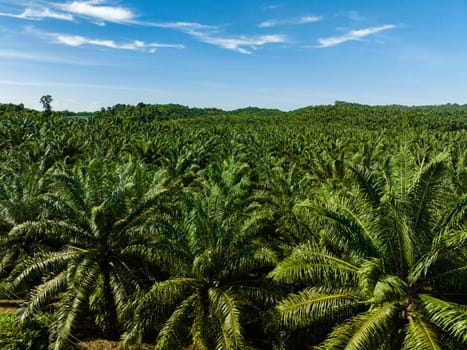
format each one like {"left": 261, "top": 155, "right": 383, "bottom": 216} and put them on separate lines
{"left": 410, "top": 227, "right": 466, "bottom": 285}
{"left": 233, "top": 246, "right": 278, "bottom": 274}
{"left": 17, "top": 271, "right": 66, "bottom": 324}
{"left": 120, "top": 321, "right": 144, "bottom": 350}
{"left": 136, "top": 278, "right": 199, "bottom": 312}
{"left": 348, "top": 164, "right": 383, "bottom": 209}
{"left": 427, "top": 264, "right": 467, "bottom": 292}
{"left": 112, "top": 193, "right": 163, "bottom": 235}
{"left": 108, "top": 268, "right": 134, "bottom": 319}
{"left": 153, "top": 294, "right": 197, "bottom": 350}
{"left": 318, "top": 302, "right": 400, "bottom": 350}
{"left": 379, "top": 196, "right": 415, "bottom": 274}
{"left": 121, "top": 241, "right": 191, "bottom": 276}
{"left": 208, "top": 287, "right": 245, "bottom": 350}
{"left": 372, "top": 275, "right": 408, "bottom": 304}
{"left": 418, "top": 294, "right": 467, "bottom": 344}
{"left": 408, "top": 153, "right": 448, "bottom": 250}
{"left": 357, "top": 258, "right": 385, "bottom": 299}
{"left": 402, "top": 317, "right": 442, "bottom": 350}
{"left": 50, "top": 263, "right": 99, "bottom": 350}
{"left": 8, "top": 250, "right": 76, "bottom": 291}
{"left": 9, "top": 219, "right": 84, "bottom": 241}
{"left": 436, "top": 193, "right": 466, "bottom": 234}
{"left": 277, "top": 287, "right": 363, "bottom": 329}
{"left": 312, "top": 203, "right": 379, "bottom": 259}
{"left": 269, "top": 243, "right": 359, "bottom": 286}
{"left": 50, "top": 173, "right": 88, "bottom": 213}
{"left": 191, "top": 295, "right": 210, "bottom": 350}
{"left": 0, "top": 248, "right": 18, "bottom": 278}
{"left": 231, "top": 283, "right": 285, "bottom": 307}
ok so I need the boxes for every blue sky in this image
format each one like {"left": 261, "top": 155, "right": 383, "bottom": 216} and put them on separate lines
{"left": 1, "top": 0, "right": 467, "bottom": 111}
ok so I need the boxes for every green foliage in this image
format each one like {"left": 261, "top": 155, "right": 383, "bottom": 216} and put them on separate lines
{"left": 272, "top": 147, "right": 466, "bottom": 349}
{"left": 0, "top": 101, "right": 465, "bottom": 349}
{"left": 0, "top": 313, "right": 48, "bottom": 350}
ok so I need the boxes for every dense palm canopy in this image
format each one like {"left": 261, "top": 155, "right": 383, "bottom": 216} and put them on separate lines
{"left": 271, "top": 149, "right": 467, "bottom": 349}
{"left": 7, "top": 159, "right": 171, "bottom": 349}
{"left": 0, "top": 102, "right": 465, "bottom": 349}
{"left": 123, "top": 158, "right": 278, "bottom": 349}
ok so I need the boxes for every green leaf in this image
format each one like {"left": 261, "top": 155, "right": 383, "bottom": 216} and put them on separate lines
{"left": 269, "top": 243, "right": 359, "bottom": 286}
{"left": 402, "top": 317, "right": 442, "bottom": 350}
{"left": 277, "top": 287, "right": 363, "bottom": 329}
{"left": 418, "top": 294, "right": 467, "bottom": 344}
{"left": 208, "top": 287, "right": 245, "bottom": 350}
{"left": 318, "top": 302, "right": 400, "bottom": 350}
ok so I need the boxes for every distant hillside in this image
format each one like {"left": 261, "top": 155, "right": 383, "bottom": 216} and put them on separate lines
{"left": 1, "top": 101, "right": 466, "bottom": 131}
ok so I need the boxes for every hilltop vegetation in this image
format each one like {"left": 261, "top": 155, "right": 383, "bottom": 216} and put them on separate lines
{"left": 0, "top": 102, "right": 465, "bottom": 349}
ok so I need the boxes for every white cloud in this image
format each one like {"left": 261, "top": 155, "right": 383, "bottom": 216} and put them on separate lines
{"left": 21, "top": 8, "right": 74, "bottom": 20}
{"left": 136, "top": 20, "right": 217, "bottom": 31}
{"left": 1, "top": 2, "right": 285, "bottom": 55}
{"left": 317, "top": 24, "right": 397, "bottom": 48}
{"left": 52, "top": 33, "right": 184, "bottom": 52}
{"left": 57, "top": 1, "right": 134, "bottom": 23}
{"left": 140, "top": 20, "right": 286, "bottom": 54}
{"left": 188, "top": 32, "right": 286, "bottom": 54}
{"left": 262, "top": 4, "right": 282, "bottom": 10}
{"left": 0, "top": 7, "right": 73, "bottom": 21}
{"left": 258, "top": 15, "right": 321, "bottom": 28}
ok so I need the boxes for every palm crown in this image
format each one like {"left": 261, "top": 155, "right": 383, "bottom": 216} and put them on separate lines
{"left": 124, "top": 157, "right": 278, "bottom": 350}
{"left": 271, "top": 149, "right": 467, "bottom": 349}
{"left": 8, "top": 159, "right": 170, "bottom": 350}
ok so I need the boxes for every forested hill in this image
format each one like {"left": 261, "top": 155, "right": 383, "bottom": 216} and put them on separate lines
{"left": 1, "top": 101, "right": 466, "bottom": 130}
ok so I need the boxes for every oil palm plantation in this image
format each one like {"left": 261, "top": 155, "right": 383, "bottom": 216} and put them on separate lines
{"left": 271, "top": 149, "right": 467, "bottom": 349}
{"left": 8, "top": 159, "right": 173, "bottom": 350}
{"left": 123, "top": 157, "right": 279, "bottom": 350}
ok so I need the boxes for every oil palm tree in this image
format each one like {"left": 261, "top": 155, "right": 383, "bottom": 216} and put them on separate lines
{"left": 270, "top": 149, "right": 467, "bottom": 349}
{"left": 8, "top": 159, "right": 174, "bottom": 350}
{"left": 123, "top": 157, "right": 279, "bottom": 350}
{"left": 255, "top": 158, "right": 314, "bottom": 245}
{"left": 0, "top": 160, "right": 53, "bottom": 281}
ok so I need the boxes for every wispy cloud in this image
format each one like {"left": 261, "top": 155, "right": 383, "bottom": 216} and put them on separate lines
{"left": 135, "top": 20, "right": 217, "bottom": 31}
{"left": 52, "top": 33, "right": 184, "bottom": 53}
{"left": 317, "top": 24, "right": 397, "bottom": 48}
{"left": 258, "top": 15, "right": 321, "bottom": 28}
{"left": 1, "top": 1, "right": 285, "bottom": 55}
{"left": 56, "top": 0, "right": 134, "bottom": 23}
{"left": 139, "top": 20, "right": 286, "bottom": 54}
{"left": 189, "top": 32, "right": 286, "bottom": 54}
{"left": 262, "top": 4, "right": 282, "bottom": 10}
{"left": 0, "top": 7, "right": 73, "bottom": 21}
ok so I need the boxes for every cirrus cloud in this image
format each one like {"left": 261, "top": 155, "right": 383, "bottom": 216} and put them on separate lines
{"left": 139, "top": 20, "right": 287, "bottom": 54}
{"left": 192, "top": 33, "right": 286, "bottom": 54}
{"left": 179, "top": 25, "right": 286, "bottom": 54}
{"left": 52, "top": 33, "right": 184, "bottom": 53}
{"left": 258, "top": 15, "right": 322, "bottom": 28}
{"left": 317, "top": 24, "right": 398, "bottom": 48}
{"left": 57, "top": 0, "right": 134, "bottom": 23}
{"left": 0, "top": 7, "right": 73, "bottom": 21}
